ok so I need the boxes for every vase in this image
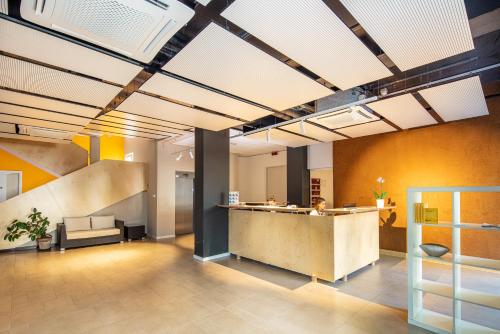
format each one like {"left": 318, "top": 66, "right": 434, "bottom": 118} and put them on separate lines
{"left": 37, "top": 235, "right": 52, "bottom": 250}
{"left": 376, "top": 199, "right": 384, "bottom": 208}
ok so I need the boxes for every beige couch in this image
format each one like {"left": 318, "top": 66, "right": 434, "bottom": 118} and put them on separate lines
{"left": 57, "top": 215, "right": 124, "bottom": 250}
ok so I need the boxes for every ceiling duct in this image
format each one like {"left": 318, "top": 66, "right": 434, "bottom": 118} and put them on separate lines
{"left": 17, "top": 125, "right": 75, "bottom": 141}
{"left": 20, "top": 0, "right": 195, "bottom": 63}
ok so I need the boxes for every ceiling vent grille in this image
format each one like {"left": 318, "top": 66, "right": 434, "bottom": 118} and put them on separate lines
{"left": 311, "top": 106, "right": 378, "bottom": 129}
{"left": 0, "top": 0, "right": 8, "bottom": 14}
{"left": 17, "top": 125, "right": 76, "bottom": 140}
{"left": 20, "top": 0, "right": 195, "bottom": 63}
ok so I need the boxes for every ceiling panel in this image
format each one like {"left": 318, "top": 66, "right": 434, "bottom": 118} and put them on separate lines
{"left": 118, "top": 93, "right": 243, "bottom": 131}
{"left": 0, "top": 89, "right": 101, "bottom": 118}
{"left": 221, "top": 0, "right": 391, "bottom": 90}
{"left": 81, "top": 128, "right": 145, "bottom": 140}
{"left": 92, "top": 119, "right": 180, "bottom": 137}
{"left": 340, "top": 0, "right": 474, "bottom": 71}
{"left": 245, "top": 128, "right": 320, "bottom": 148}
{"left": 0, "top": 102, "right": 90, "bottom": 126}
{"left": 280, "top": 121, "right": 346, "bottom": 142}
{"left": 0, "top": 55, "right": 122, "bottom": 107}
{"left": 104, "top": 111, "right": 192, "bottom": 131}
{"left": 140, "top": 74, "right": 272, "bottom": 121}
{"left": 99, "top": 114, "right": 189, "bottom": 134}
{"left": 336, "top": 120, "right": 396, "bottom": 138}
{"left": 367, "top": 94, "right": 437, "bottom": 129}
{"left": 230, "top": 130, "right": 286, "bottom": 156}
{"left": 418, "top": 76, "right": 488, "bottom": 122}
{"left": 0, "top": 0, "right": 7, "bottom": 14}
{"left": 0, "top": 130, "right": 71, "bottom": 144}
{"left": 85, "top": 123, "right": 167, "bottom": 140}
{"left": 163, "top": 23, "right": 333, "bottom": 111}
{"left": 0, "top": 114, "right": 83, "bottom": 132}
{"left": 0, "top": 122, "right": 15, "bottom": 133}
{"left": 0, "top": 18, "right": 142, "bottom": 85}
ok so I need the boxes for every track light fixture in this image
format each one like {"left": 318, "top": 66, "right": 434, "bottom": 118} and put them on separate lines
{"left": 266, "top": 129, "right": 271, "bottom": 143}
{"left": 300, "top": 120, "right": 305, "bottom": 135}
{"left": 189, "top": 149, "right": 194, "bottom": 159}
{"left": 176, "top": 152, "right": 183, "bottom": 161}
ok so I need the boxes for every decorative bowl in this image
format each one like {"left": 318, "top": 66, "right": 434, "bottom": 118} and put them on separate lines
{"left": 419, "top": 243, "right": 449, "bottom": 257}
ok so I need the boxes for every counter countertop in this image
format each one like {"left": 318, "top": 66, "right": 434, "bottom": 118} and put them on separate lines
{"left": 219, "top": 204, "right": 396, "bottom": 214}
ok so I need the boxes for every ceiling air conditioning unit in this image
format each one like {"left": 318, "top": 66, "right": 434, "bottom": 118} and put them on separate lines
{"left": 20, "top": 0, "right": 195, "bottom": 63}
{"left": 311, "top": 106, "right": 379, "bottom": 129}
{"left": 18, "top": 125, "right": 76, "bottom": 141}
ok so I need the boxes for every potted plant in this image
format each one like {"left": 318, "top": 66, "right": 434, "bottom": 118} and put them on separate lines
{"left": 4, "top": 208, "right": 52, "bottom": 250}
{"left": 373, "top": 177, "right": 387, "bottom": 208}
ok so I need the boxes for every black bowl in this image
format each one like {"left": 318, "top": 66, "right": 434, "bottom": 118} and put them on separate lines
{"left": 419, "top": 243, "right": 449, "bottom": 257}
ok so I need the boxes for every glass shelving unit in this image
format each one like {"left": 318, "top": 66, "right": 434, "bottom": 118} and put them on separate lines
{"left": 407, "top": 186, "right": 500, "bottom": 334}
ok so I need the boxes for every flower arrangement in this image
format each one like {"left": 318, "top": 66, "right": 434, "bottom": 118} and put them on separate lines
{"left": 373, "top": 177, "right": 387, "bottom": 200}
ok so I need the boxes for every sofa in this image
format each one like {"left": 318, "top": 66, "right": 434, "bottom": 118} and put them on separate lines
{"left": 57, "top": 215, "right": 124, "bottom": 250}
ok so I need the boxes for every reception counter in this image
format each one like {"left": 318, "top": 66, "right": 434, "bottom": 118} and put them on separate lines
{"left": 220, "top": 205, "right": 381, "bottom": 282}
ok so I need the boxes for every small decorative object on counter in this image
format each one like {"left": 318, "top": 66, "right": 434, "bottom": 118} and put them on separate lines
{"left": 228, "top": 191, "right": 240, "bottom": 205}
{"left": 419, "top": 243, "right": 449, "bottom": 257}
{"left": 373, "top": 177, "right": 387, "bottom": 208}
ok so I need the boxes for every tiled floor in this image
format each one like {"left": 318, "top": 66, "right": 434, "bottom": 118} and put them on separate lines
{"left": 0, "top": 235, "right": 496, "bottom": 333}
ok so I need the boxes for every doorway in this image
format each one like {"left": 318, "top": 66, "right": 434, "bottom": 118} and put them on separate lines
{"left": 175, "top": 171, "right": 194, "bottom": 235}
{"left": 266, "top": 165, "right": 287, "bottom": 204}
{"left": 0, "top": 171, "right": 22, "bottom": 203}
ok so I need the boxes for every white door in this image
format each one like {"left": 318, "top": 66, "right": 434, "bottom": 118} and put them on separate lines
{"left": 266, "top": 165, "right": 287, "bottom": 204}
{"left": 0, "top": 174, "right": 6, "bottom": 202}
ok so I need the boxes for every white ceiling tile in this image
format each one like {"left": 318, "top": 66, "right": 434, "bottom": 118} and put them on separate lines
{"left": 0, "top": 89, "right": 101, "bottom": 118}
{"left": 0, "top": 18, "right": 142, "bottom": 85}
{"left": 0, "top": 122, "right": 15, "bottom": 133}
{"left": 118, "top": 93, "right": 243, "bottom": 131}
{"left": 0, "top": 102, "right": 90, "bottom": 126}
{"left": 0, "top": 0, "right": 7, "bottom": 14}
{"left": 0, "top": 114, "right": 83, "bottom": 132}
{"left": 336, "top": 120, "right": 396, "bottom": 138}
{"left": 196, "top": 0, "right": 212, "bottom": 5}
{"left": 231, "top": 132, "right": 286, "bottom": 156}
{"left": 0, "top": 55, "right": 122, "bottom": 107}
{"left": 163, "top": 23, "right": 333, "bottom": 111}
{"left": 245, "top": 128, "right": 320, "bottom": 148}
{"left": 340, "top": 0, "right": 474, "bottom": 71}
{"left": 105, "top": 110, "right": 192, "bottom": 131}
{"left": 85, "top": 123, "right": 167, "bottom": 140}
{"left": 280, "top": 121, "right": 346, "bottom": 141}
{"left": 92, "top": 119, "right": 180, "bottom": 137}
{"left": 98, "top": 115, "right": 189, "bottom": 135}
{"left": 0, "top": 131, "right": 71, "bottom": 144}
{"left": 222, "top": 0, "right": 391, "bottom": 90}
{"left": 140, "top": 74, "right": 272, "bottom": 121}
{"left": 419, "top": 76, "right": 488, "bottom": 122}
{"left": 367, "top": 94, "right": 437, "bottom": 129}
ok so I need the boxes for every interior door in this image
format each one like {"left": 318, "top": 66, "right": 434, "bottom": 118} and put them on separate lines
{"left": 266, "top": 165, "right": 287, "bottom": 204}
{"left": 175, "top": 172, "right": 194, "bottom": 235}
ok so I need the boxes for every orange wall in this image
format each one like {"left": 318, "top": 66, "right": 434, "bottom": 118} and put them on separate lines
{"left": 0, "top": 148, "right": 57, "bottom": 192}
{"left": 100, "top": 135, "right": 125, "bottom": 161}
{"left": 333, "top": 96, "right": 500, "bottom": 259}
{"left": 72, "top": 134, "right": 90, "bottom": 165}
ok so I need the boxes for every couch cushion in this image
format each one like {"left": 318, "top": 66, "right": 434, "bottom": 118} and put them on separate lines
{"left": 66, "top": 228, "right": 120, "bottom": 240}
{"left": 91, "top": 216, "right": 115, "bottom": 230}
{"left": 64, "top": 217, "right": 91, "bottom": 232}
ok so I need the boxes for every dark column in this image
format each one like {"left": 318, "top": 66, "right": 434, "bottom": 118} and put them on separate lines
{"left": 287, "top": 146, "right": 310, "bottom": 207}
{"left": 193, "top": 128, "right": 229, "bottom": 259}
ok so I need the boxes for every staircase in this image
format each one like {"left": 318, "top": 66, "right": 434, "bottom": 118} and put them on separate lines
{"left": 0, "top": 160, "right": 148, "bottom": 250}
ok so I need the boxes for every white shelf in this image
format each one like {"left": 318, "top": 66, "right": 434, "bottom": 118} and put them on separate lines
{"left": 414, "top": 250, "right": 500, "bottom": 271}
{"left": 412, "top": 309, "right": 500, "bottom": 334}
{"left": 415, "top": 222, "right": 500, "bottom": 231}
{"left": 414, "top": 279, "right": 500, "bottom": 310}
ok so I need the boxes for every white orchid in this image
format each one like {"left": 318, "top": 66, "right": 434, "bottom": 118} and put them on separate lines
{"left": 374, "top": 177, "right": 387, "bottom": 199}
{"left": 377, "top": 177, "right": 385, "bottom": 184}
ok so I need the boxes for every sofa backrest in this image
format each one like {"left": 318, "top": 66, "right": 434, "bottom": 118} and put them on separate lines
{"left": 91, "top": 215, "right": 115, "bottom": 230}
{"left": 64, "top": 217, "right": 91, "bottom": 232}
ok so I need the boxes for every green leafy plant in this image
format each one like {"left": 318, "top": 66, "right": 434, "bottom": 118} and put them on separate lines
{"left": 4, "top": 208, "right": 51, "bottom": 242}
{"left": 373, "top": 177, "right": 388, "bottom": 200}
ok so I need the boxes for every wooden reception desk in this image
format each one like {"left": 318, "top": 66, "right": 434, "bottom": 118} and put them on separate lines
{"left": 219, "top": 205, "right": 381, "bottom": 282}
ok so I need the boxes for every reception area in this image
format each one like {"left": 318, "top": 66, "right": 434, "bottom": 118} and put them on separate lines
{"left": 0, "top": 0, "right": 499, "bottom": 333}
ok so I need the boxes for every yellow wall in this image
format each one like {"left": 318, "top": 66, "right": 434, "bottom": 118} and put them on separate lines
{"left": 100, "top": 135, "right": 125, "bottom": 161}
{"left": 0, "top": 148, "right": 57, "bottom": 192}
{"left": 72, "top": 134, "right": 90, "bottom": 164}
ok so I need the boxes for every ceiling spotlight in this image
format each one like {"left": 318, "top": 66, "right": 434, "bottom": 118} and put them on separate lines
{"left": 176, "top": 152, "right": 183, "bottom": 161}
{"left": 380, "top": 87, "right": 388, "bottom": 96}
{"left": 266, "top": 129, "right": 271, "bottom": 143}
{"left": 300, "top": 120, "right": 305, "bottom": 135}
{"left": 189, "top": 149, "right": 194, "bottom": 159}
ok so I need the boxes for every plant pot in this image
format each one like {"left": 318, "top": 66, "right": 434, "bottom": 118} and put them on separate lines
{"left": 37, "top": 235, "right": 52, "bottom": 250}
{"left": 376, "top": 199, "right": 385, "bottom": 208}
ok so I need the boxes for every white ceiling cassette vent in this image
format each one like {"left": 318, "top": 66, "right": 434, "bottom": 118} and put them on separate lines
{"left": 18, "top": 125, "right": 76, "bottom": 141}
{"left": 310, "top": 106, "right": 379, "bottom": 129}
{"left": 20, "top": 0, "right": 195, "bottom": 63}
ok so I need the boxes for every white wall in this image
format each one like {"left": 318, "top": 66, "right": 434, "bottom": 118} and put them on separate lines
{"left": 308, "top": 142, "right": 333, "bottom": 170}
{"left": 230, "top": 153, "right": 239, "bottom": 191}
{"left": 155, "top": 141, "right": 194, "bottom": 239}
{"left": 236, "top": 151, "right": 287, "bottom": 202}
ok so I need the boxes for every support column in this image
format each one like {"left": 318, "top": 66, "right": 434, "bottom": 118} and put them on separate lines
{"left": 287, "top": 146, "right": 310, "bottom": 207}
{"left": 89, "top": 136, "right": 100, "bottom": 164}
{"left": 193, "top": 128, "right": 229, "bottom": 260}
